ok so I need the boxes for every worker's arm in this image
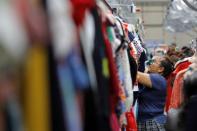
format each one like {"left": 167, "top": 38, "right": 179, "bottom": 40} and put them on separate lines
{"left": 137, "top": 71, "right": 152, "bottom": 88}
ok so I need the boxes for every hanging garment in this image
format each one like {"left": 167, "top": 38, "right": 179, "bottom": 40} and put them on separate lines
{"left": 57, "top": 59, "right": 83, "bottom": 131}
{"left": 129, "top": 42, "right": 138, "bottom": 62}
{"left": 133, "top": 41, "right": 143, "bottom": 60}
{"left": 0, "top": 44, "right": 24, "bottom": 131}
{"left": 103, "top": 24, "right": 121, "bottom": 111}
{"left": 114, "top": 25, "right": 133, "bottom": 112}
{"left": 106, "top": 26, "right": 126, "bottom": 102}
{"left": 106, "top": 27, "right": 116, "bottom": 56}
{"left": 125, "top": 110, "right": 138, "bottom": 131}
{"left": 5, "top": 99, "right": 24, "bottom": 131}
{"left": 47, "top": 0, "right": 78, "bottom": 59}
{"left": 138, "top": 50, "right": 147, "bottom": 72}
{"left": 106, "top": 24, "right": 130, "bottom": 127}
{"left": 114, "top": 47, "right": 133, "bottom": 126}
{"left": 127, "top": 47, "right": 138, "bottom": 84}
{"left": 16, "top": 0, "right": 48, "bottom": 43}
{"left": 110, "top": 112, "right": 120, "bottom": 131}
{"left": 23, "top": 45, "right": 50, "bottom": 131}
{"left": 116, "top": 51, "right": 127, "bottom": 116}
{"left": 106, "top": 25, "right": 128, "bottom": 111}
{"left": 166, "top": 86, "right": 197, "bottom": 131}
{"left": 102, "top": 24, "right": 121, "bottom": 131}
{"left": 78, "top": 9, "right": 101, "bottom": 131}
{"left": 66, "top": 47, "right": 90, "bottom": 90}
{"left": 121, "top": 49, "right": 133, "bottom": 111}
{"left": 169, "top": 69, "right": 187, "bottom": 109}
{"left": 92, "top": 8, "right": 111, "bottom": 131}
{"left": 165, "top": 73, "right": 174, "bottom": 112}
{"left": 83, "top": 88, "right": 100, "bottom": 131}
{"left": 166, "top": 59, "right": 191, "bottom": 111}
{"left": 79, "top": 10, "right": 98, "bottom": 90}
{"left": 131, "top": 32, "right": 144, "bottom": 60}
{"left": 1, "top": 0, "right": 28, "bottom": 61}
{"left": 61, "top": 47, "right": 90, "bottom": 131}
{"left": 128, "top": 32, "right": 135, "bottom": 42}
{"left": 122, "top": 23, "right": 129, "bottom": 40}
{"left": 16, "top": 0, "right": 52, "bottom": 130}
{"left": 173, "top": 59, "right": 192, "bottom": 75}
{"left": 48, "top": 45, "right": 66, "bottom": 131}
{"left": 70, "top": 0, "right": 96, "bottom": 27}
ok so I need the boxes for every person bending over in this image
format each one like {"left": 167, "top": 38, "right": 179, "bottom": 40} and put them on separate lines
{"left": 137, "top": 56, "right": 174, "bottom": 131}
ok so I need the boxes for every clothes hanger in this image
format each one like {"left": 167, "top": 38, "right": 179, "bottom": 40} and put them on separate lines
{"left": 102, "top": 0, "right": 113, "bottom": 11}
{"left": 115, "top": 17, "right": 129, "bottom": 54}
{"left": 97, "top": 1, "right": 116, "bottom": 26}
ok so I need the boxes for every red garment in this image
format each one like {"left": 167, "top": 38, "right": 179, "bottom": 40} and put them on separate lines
{"left": 170, "top": 69, "right": 187, "bottom": 109}
{"left": 110, "top": 112, "right": 120, "bottom": 131}
{"left": 70, "top": 0, "right": 96, "bottom": 27}
{"left": 102, "top": 23, "right": 121, "bottom": 130}
{"left": 165, "top": 73, "right": 174, "bottom": 112}
{"left": 102, "top": 23, "right": 121, "bottom": 111}
{"left": 126, "top": 110, "right": 137, "bottom": 131}
{"left": 166, "top": 60, "right": 191, "bottom": 111}
{"left": 173, "top": 60, "right": 191, "bottom": 75}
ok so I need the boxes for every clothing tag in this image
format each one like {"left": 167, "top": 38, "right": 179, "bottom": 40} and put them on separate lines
{"left": 133, "top": 85, "right": 139, "bottom": 91}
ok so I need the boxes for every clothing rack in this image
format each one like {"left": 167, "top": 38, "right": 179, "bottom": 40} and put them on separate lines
{"left": 109, "top": 4, "right": 134, "bottom": 7}
{"left": 102, "top": 0, "right": 113, "bottom": 11}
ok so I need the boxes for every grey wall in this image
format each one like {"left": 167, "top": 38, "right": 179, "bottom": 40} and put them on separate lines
{"left": 134, "top": 0, "right": 197, "bottom": 48}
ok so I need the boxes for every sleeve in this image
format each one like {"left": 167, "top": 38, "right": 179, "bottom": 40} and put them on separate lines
{"left": 150, "top": 73, "right": 167, "bottom": 90}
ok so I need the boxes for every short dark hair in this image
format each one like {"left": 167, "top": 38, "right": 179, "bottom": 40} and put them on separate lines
{"left": 160, "top": 57, "right": 174, "bottom": 78}
{"left": 181, "top": 47, "right": 194, "bottom": 58}
{"left": 181, "top": 46, "right": 188, "bottom": 50}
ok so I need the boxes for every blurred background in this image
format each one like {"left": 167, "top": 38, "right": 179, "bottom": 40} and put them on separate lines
{"left": 0, "top": 0, "right": 196, "bottom": 131}
{"left": 107, "top": 0, "right": 197, "bottom": 52}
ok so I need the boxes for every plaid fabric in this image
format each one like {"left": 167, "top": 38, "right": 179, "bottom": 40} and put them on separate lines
{"left": 133, "top": 41, "right": 144, "bottom": 59}
{"left": 138, "top": 119, "right": 165, "bottom": 131}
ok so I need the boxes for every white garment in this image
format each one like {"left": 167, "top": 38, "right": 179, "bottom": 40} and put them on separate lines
{"left": 47, "top": 0, "right": 77, "bottom": 59}
{"left": 121, "top": 49, "right": 133, "bottom": 111}
{"left": 115, "top": 41, "right": 133, "bottom": 112}
{"left": 47, "top": 1, "right": 82, "bottom": 131}
{"left": 111, "top": 20, "right": 134, "bottom": 111}
{"left": 79, "top": 11, "right": 98, "bottom": 91}
{"left": 0, "top": 0, "right": 28, "bottom": 61}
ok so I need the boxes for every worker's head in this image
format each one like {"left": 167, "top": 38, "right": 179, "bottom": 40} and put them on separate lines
{"left": 180, "top": 46, "right": 194, "bottom": 59}
{"left": 148, "top": 56, "right": 174, "bottom": 77}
